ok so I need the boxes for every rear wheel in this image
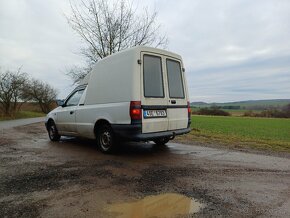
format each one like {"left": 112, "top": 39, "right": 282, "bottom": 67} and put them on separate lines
{"left": 153, "top": 137, "right": 170, "bottom": 146}
{"left": 47, "top": 121, "right": 61, "bottom": 141}
{"left": 97, "top": 124, "right": 116, "bottom": 153}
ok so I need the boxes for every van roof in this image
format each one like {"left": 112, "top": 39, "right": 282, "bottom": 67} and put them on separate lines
{"left": 100, "top": 46, "right": 182, "bottom": 62}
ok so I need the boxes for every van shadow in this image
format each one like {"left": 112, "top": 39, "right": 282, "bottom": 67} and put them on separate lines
{"left": 58, "top": 137, "right": 171, "bottom": 157}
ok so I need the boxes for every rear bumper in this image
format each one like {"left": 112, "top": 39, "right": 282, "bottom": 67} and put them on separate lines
{"left": 111, "top": 124, "right": 191, "bottom": 141}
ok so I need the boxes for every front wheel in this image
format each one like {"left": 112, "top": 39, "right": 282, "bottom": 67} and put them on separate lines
{"left": 97, "top": 124, "right": 116, "bottom": 153}
{"left": 153, "top": 137, "right": 170, "bottom": 146}
{"left": 47, "top": 121, "right": 61, "bottom": 141}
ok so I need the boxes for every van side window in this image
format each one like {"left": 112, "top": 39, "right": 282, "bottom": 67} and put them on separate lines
{"left": 166, "top": 59, "right": 185, "bottom": 98}
{"left": 65, "top": 89, "right": 84, "bottom": 107}
{"left": 143, "top": 55, "right": 164, "bottom": 98}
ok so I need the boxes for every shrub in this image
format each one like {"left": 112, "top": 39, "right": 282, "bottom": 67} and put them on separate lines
{"left": 243, "top": 110, "right": 256, "bottom": 117}
{"left": 195, "top": 106, "right": 230, "bottom": 116}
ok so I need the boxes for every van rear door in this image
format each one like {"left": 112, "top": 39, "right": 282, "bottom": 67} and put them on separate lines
{"left": 165, "top": 58, "right": 188, "bottom": 130}
{"left": 141, "top": 53, "right": 168, "bottom": 133}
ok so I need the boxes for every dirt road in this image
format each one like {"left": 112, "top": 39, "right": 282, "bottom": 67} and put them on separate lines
{"left": 0, "top": 122, "right": 289, "bottom": 217}
{"left": 0, "top": 117, "right": 44, "bottom": 130}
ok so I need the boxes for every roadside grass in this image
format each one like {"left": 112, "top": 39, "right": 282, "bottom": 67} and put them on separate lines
{"left": 0, "top": 111, "right": 45, "bottom": 121}
{"left": 178, "top": 115, "right": 290, "bottom": 153}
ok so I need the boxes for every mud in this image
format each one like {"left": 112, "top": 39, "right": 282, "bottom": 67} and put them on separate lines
{"left": 105, "top": 193, "right": 203, "bottom": 217}
{"left": 0, "top": 122, "right": 290, "bottom": 217}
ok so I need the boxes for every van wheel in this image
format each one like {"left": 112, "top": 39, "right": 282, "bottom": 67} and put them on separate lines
{"left": 47, "top": 121, "right": 61, "bottom": 141}
{"left": 153, "top": 137, "right": 170, "bottom": 146}
{"left": 97, "top": 124, "right": 115, "bottom": 153}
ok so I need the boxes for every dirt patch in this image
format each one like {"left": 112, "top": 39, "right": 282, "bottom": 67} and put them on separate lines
{"left": 0, "top": 122, "right": 290, "bottom": 217}
{"left": 0, "top": 199, "right": 47, "bottom": 218}
{"left": 0, "top": 137, "right": 14, "bottom": 147}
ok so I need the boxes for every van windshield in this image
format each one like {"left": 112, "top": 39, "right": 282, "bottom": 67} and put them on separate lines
{"left": 166, "top": 59, "right": 185, "bottom": 98}
{"left": 143, "top": 55, "right": 164, "bottom": 98}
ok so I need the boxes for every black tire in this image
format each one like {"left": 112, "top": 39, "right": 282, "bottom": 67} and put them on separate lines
{"left": 153, "top": 137, "right": 170, "bottom": 146}
{"left": 97, "top": 124, "right": 116, "bottom": 153}
{"left": 47, "top": 120, "right": 61, "bottom": 141}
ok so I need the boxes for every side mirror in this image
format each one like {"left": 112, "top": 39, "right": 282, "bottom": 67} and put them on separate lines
{"left": 56, "top": 99, "right": 65, "bottom": 107}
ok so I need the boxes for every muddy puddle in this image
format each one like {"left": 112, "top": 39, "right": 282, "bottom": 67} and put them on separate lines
{"left": 105, "top": 193, "right": 204, "bottom": 218}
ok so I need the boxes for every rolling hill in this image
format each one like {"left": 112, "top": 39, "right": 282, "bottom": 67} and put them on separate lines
{"left": 191, "top": 99, "right": 290, "bottom": 110}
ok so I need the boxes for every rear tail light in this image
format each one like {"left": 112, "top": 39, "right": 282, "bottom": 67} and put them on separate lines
{"left": 187, "top": 101, "right": 191, "bottom": 115}
{"left": 130, "top": 101, "right": 142, "bottom": 120}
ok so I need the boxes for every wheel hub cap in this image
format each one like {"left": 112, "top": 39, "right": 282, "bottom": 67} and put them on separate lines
{"left": 101, "top": 131, "right": 111, "bottom": 149}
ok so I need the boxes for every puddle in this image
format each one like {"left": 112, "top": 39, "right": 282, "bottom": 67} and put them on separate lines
{"left": 105, "top": 193, "right": 204, "bottom": 218}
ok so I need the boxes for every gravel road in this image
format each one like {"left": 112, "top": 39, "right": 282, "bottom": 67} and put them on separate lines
{"left": 0, "top": 121, "right": 289, "bottom": 217}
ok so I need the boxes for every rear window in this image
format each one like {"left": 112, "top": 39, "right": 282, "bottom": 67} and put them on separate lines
{"left": 143, "top": 55, "right": 164, "bottom": 98}
{"left": 166, "top": 59, "right": 185, "bottom": 98}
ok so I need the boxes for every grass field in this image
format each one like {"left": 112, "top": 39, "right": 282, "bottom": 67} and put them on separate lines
{"left": 178, "top": 115, "right": 290, "bottom": 153}
{"left": 0, "top": 111, "right": 45, "bottom": 121}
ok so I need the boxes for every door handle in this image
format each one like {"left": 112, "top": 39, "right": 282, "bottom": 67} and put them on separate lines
{"left": 70, "top": 111, "right": 74, "bottom": 115}
{"left": 171, "top": 100, "right": 176, "bottom": 104}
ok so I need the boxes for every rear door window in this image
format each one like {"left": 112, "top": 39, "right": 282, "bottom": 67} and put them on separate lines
{"left": 143, "top": 55, "right": 164, "bottom": 98}
{"left": 166, "top": 59, "right": 185, "bottom": 98}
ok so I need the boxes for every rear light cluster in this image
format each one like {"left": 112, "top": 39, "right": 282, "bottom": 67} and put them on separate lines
{"left": 187, "top": 101, "right": 191, "bottom": 116}
{"left": 130, "top": 101, "right": 142, "bottom": 120}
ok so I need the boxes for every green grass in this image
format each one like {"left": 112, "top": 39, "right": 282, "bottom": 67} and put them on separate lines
{"left": 179, "top": 115, "right": 290, "bottom": 153}
{"left": 0, "top": 111, "right": 45, "bottom": 121}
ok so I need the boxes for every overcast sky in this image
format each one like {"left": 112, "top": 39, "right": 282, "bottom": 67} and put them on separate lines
{"left": 1, "top": 0, "right": 289, "bottom": 102}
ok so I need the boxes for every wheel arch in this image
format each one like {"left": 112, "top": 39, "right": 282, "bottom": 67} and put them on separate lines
{"left": 46, "top": 118, "right": 56, "bottom": 130}
{"left": 94, "top": 119, "right": 111, "bottom": 137}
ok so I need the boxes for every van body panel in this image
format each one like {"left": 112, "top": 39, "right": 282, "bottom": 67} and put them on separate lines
{"left": 55, "top": 105, "right": 77, "bottom": 133}
{"left": 167, "top": 108, "right": 188, "bottom": 130}
{"left": 84, "top": 50, "right": 140, "bottom": 106}
{"left": 75, "top": 102, "right": 130, "bottom": 139}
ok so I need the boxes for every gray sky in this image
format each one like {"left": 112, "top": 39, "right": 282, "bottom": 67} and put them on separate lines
{"left": 1, "top": 0, "right": 289, "bottom": 102}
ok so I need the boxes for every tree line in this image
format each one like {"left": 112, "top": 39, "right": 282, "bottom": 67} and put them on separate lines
{"left": 243, "top": 106, "right": 290, "bottom": 118}
{"left": 0, "top": 68, "right": 57, "bottom": 116}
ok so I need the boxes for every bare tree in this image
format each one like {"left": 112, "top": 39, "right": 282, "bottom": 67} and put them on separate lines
{"left": 0, "top": 68, "right": 28, "bottom": 116}
{"left": 66, "top": 65, "right": 92, "bottom": 84}
{"left": 66, "top": 0, "right": 167, "bottom": 83}
{"left": 26, "top": 79, "right": 58, "bottom": 114}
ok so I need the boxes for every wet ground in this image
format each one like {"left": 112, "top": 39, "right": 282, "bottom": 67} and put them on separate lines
{"left": 0, "top": 117, "right": 44, "bottom": 130}
{"left": 0, "top": 122, "right": 290, "bottom": 217}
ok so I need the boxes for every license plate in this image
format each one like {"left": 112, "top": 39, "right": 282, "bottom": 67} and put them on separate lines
{"left": 143, "top": 110, "right": 167, "bottom": 118}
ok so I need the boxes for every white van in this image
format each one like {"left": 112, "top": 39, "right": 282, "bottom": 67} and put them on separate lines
{"left": 45, "top": 46, "right": 191, "bottom": 153}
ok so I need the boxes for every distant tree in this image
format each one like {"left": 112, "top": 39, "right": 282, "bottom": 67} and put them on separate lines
{"left": 0, "top": 68, "right": 29, "bottom": 116}
{"left": 66, "top": 0, "right": 168, "bottom": 83}
{"left": 282, "top": 103, "right": 290, "bottom": 118}
{"left": 26, "top": 79, "right": 58, "bottom": 114}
